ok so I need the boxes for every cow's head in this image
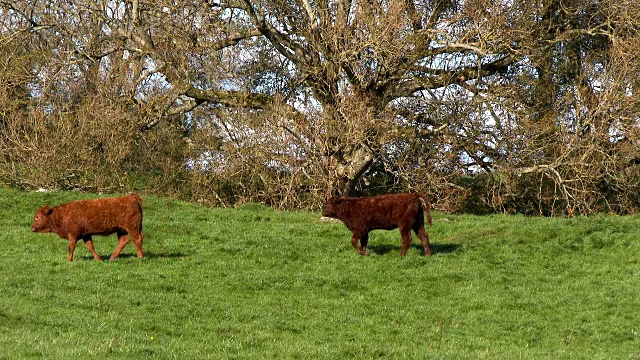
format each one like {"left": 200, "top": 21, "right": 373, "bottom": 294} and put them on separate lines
{"left": 31, "top": 206, "right": 54, "bottom": 233}
{"left": 322, "top": 196, "right": 344, "bottom": 218}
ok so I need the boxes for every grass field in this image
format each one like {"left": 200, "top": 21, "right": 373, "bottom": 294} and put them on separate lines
{"left": 0, "top": 187, "right": 638, "bottom": 359}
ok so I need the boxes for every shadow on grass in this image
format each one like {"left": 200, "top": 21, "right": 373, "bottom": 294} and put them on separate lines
{"left": 368, "top": 243, "right": 459, "bottom": 256}
{"left": 78, "top": 252, "right": 189, "bottom": 261}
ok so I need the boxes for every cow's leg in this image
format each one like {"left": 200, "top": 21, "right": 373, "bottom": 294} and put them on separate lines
{"left": 399, "top": 226, "right": 413, "bottom": 256}
{"left": 83, "top": 236, "right": 103, "bottom": 261}
{"left": 67, "top": 236, "right": 78, "bottom": 262}
{"left": 359, "top": 233, "right": 369, "bottom": 256}
{"left": 350, "top": 232, "right": 367, "bottom": 256}
{"left": 109, "top": 232, "right": 129, "bottom": 261}
{"left": 414, "top": 223, "right": 432, "bottom": 256}
{"left": 351, "top": 233, "right": 360, "bottom": 252}
{"left": 131, "top": 231, "right": 144, "bottom": 258}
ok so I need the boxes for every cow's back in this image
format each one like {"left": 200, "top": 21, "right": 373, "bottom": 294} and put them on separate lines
{"left": 335, "top": 194, "right": 412, "bottom": 231}
{"left": 53, "top": 195, "right": 142, "bottom": 237}
{"left": 371, "top": 193, "right": 421, "bottom": 228}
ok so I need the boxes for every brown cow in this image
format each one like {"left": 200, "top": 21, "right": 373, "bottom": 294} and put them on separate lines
{"left": 31, "top": 194, "right": 144, "bottom": 262}
{"left": 322, "top": 193, "right": 433, "bottom": 256}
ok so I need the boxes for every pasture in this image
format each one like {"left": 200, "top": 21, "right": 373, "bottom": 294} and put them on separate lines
{"left": 0, "top": 187, "right": 638, "bottom": 359}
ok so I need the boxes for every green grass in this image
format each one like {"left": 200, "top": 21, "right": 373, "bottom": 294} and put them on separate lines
{"left": 0, "top": 187, "right": 639, "bottom": 359}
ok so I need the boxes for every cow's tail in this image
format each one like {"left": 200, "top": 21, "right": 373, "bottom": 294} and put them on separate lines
{"left": 130, "top": 193, "right": 143, "bottom": 208}
{"left": 129, "top": 193, "right": 144, "bottom": 232}
{"left": 418, "top": 194, "right": 433, "bottom": 226}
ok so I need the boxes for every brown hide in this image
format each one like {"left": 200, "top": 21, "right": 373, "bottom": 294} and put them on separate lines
{"left": 322, "top": 193, "right": 432, "bottom": 256}
{"left": 31, "top": 194, "right": 144, "bottom": 261}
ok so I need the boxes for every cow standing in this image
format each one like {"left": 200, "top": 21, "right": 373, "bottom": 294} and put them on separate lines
{"left": 31, "top": 194, "right": 144, "bottom": 261}
{"left": 322, "top": 193, "right": 433, "bottom": 256}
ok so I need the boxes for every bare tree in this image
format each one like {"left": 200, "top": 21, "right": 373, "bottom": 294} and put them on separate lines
{"left": 2, "top": 0, "right": 640, "bottom": 213}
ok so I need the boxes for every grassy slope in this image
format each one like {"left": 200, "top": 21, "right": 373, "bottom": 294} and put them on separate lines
{"left": 0, "top": 187, "right": 638, "bottom": 359}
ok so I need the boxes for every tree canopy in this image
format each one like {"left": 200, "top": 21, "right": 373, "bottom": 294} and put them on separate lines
{"left": 2, "top": 0, "right": 640, "bottom": 214}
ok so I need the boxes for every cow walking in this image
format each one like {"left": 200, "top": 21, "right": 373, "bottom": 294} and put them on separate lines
{"left": 31, "top": 194, "right": 144, "bottom": 261}
{"left": 322, "top": 193, "right": 432, "bottom": 256}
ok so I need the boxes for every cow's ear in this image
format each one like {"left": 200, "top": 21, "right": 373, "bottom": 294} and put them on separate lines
{"left": 42, "top": 205, "right": 53, "bottom": 216}
{"left": 333, "top": 197, "right": 344, "bottom": 204}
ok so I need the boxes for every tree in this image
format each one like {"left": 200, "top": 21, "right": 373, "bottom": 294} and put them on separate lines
{"left": 499, "top": 0, "right": 640, "bottom": 214}
{"left": 0, "top": 0, "right": 190, "bottom": 192}
{"left": 10, "top": 0, "right": 517, "bottom": 195}
{"left": 2, "top": 0, "right": 640, "bottom": 213}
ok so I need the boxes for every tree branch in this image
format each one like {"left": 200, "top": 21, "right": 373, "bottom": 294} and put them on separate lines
{"left": 242, "top": 0, "right": 308, "bottom": 65}
{"left": 208, "top": 29, "right": 262, "bottom": 50}
{"left": 387, "top": 55, "right": 515, "bottom": 100}
{"left": 184, "top": 88, "right": 273, "bottom": 109}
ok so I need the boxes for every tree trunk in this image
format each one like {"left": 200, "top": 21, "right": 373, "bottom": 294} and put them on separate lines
{"left": 332, "top": 146, "right": 374, "bottom": 196}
